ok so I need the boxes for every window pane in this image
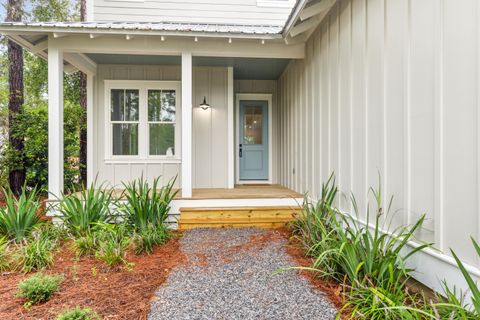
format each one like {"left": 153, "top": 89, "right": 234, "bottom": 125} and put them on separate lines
{"left": 243, "top": 106, "right": 263, "bottom": 145}
{"left": 125, "top": 90, "right": 139, "bottom": 121}
{"left": 111, "top": 89, "right": 124, "bottom": 121}
{"left": 112, "top": 124, "right": 138, "bottom": 155}
{"left": 148, "top": 90, "right": 176, "bottom": 122}
{"left": 149, "top": 123, "right": 175, "bottom": 155}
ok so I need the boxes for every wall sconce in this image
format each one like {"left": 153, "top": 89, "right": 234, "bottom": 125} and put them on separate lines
{"left": 199, "top": 96, "right": 210, "bottom": 110}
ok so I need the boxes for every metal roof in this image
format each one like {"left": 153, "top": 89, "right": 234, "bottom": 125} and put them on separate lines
{"left": 0, "top": 21, "right": 283, "bottom": 36}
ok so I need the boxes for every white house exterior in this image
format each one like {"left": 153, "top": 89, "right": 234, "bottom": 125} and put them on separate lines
{"left": 2, "top": 0, "right": 480, "bottom": 296}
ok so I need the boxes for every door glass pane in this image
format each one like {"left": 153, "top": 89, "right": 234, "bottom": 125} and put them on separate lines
{"left": 243, "top": 106, "right": 263, "bottom": 145}
{"left": 112, "top": 124, "right": 138, "bottom": 155}
{"left": 149, "top": 123, "right": 175, "bottom": 155}
{"left": 148, "top": 90, "right": 176, "bottom": 122}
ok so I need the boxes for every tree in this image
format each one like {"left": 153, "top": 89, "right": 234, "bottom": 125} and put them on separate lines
{"left": 79, "top": 0, "right": 87, "bottom": 186}
{"left": 6, "top": 0, "right": 26, "bottom": 195}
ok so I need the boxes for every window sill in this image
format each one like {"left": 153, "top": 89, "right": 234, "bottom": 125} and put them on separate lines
{"left": 104, "top": 158, "right": 181, "bottom": 164}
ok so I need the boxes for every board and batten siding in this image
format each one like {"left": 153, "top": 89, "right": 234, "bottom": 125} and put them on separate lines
{"left": 278, "top": 0, "right": 480, "bottom": 291}
{"left": 91, "top": 0, "right": 294, "bottom": 26}
{"left": 94, "top": 64, "right": 229, "bottom": 189}
{"left": 235, "top": 80, "right": 280, "bottom": 184}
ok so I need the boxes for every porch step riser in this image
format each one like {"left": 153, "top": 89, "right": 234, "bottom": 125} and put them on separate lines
{"left": 178, "top": 207, "right": 301, "bottom": 230}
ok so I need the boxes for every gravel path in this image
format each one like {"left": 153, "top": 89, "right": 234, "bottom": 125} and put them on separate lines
{"left": 148, "top": 228, "right": 337, "bottom": 320}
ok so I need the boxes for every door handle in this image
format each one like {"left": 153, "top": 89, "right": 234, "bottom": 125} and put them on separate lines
{"left": 239, "top": 144, "right": 243, "bottom": 158}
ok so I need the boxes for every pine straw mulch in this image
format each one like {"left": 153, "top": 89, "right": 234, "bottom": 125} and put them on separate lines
{"left": 0, "top": 235, "right": 186, "bottom": 320}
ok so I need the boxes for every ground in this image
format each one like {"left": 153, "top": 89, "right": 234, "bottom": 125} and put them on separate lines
{"left": 148, "top": 228, "right": 337, "bottom": 320}
{"left": 0, "top": 228, "right": 340, "bottom": 319}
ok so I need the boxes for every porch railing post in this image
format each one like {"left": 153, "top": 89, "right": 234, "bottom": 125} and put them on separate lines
{"left": 181, "top": 52, "right": 192, "bottom": 198}
{"left": 47, "top": 43, "right": 64, "bottom": 199}
{"left": 86, "top": 73, "right": 94, "bottom": 186}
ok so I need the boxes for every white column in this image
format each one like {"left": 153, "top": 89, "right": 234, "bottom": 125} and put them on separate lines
{"left": 86, "top": 74, "right": 95, "bottom": 186}
{"left": 181, "top": 52, "right": 192, "bottom": 198}
{"left": 227, "top": 67, "right": 235, "bottom": 188}
{"left": 48, "top": 46, "right": 64, "bottom": 199}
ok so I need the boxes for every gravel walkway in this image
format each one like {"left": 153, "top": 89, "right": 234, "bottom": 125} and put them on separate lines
{"left": 148, "top": 228, "right": 337, "bottom": 320}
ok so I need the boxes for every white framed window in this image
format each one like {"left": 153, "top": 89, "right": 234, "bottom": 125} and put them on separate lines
{"left": 104, "top": 80, "right": 181, "bottom": 163}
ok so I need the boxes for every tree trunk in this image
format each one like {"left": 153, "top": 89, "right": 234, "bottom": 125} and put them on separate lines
{"left": 79, "top": 0, "right": 88, "bottom": 186}
{"left": 7, "top": 0, "right": 25, "bottom": 195}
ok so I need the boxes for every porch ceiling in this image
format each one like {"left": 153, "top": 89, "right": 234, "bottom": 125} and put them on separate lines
{"left": 87, "top": 54, "right": 289, "bottom": 80}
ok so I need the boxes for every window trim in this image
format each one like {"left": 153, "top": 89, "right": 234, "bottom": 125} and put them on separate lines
{"left": 104, "top": 80, "right": 182, "bottom": 163}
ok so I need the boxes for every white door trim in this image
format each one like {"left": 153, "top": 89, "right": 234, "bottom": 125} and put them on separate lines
{"left": 235, "top": 93, "right": 273, "bottom": 185}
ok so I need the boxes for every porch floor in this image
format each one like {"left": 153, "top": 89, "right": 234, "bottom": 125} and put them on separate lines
{"left": 177, "top": 184, "right": 302, "bottom": 200}
{"left": 96, "top": 184, "right": 302, "bottom": 200}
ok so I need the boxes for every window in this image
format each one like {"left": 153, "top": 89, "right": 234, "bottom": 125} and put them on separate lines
{"left": 105, "top": 81, "right": 181, "bottom": 162}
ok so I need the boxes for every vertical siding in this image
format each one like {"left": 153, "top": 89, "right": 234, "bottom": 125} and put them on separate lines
{"left": 94, "top": 64, "right": 229, "bottom": 189}
{"left": 234, "top": 80, "right": 280, "bottom": 184}
{"left": 92, "top": 0, "right": 294, "bottom": 26}
{"left": 278, "top": 0, "right": 480, "bottom": 267}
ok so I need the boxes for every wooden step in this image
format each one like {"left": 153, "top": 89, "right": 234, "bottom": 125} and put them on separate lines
{"left": 178, "top": 206, "right": 301, "bottom": 230}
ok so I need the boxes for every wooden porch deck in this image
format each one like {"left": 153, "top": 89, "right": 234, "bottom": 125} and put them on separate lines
{"left": 101, "top": 184, "right": 302, "bottom": 200}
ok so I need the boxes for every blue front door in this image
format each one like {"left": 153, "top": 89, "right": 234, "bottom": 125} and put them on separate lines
{"left": 239, "top": 100, "right": 269, "bottom": 180}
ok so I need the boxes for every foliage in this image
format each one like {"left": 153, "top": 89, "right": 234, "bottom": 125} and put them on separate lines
{"left": 293, "top": 174, "right": 432, "bottom": 319}
{"left": 132, "top": 223, "right": 169, "bottom": 255}
{"left": 0, "top": 101, "right": 83, "bottom": 192}
{"left": 93, "top": 223, "right": 131, "bottom": 267}
{"left": 15, "top": 229, "right": 57, "bottom": 273}
{"left": 120, "top": 176, "right": 177, "bottom": 231}
{"left": 0, "top": 185, "right": 42, "bottom": 242}
{"left": 16, "top": 273, "right": 62, "bottom": 305}
{"left": 59, "top": 182, "right": 116, "bottom": 237}
{"left": 0, "top": 236, "right": 10, "bottom": 271}
{"left": 73, "top": 234, "right": 98, "bottom": 257}
{"left": 56, "top": 306, "right": 101, "bottom": 320}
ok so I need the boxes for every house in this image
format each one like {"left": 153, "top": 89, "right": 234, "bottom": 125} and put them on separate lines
{"left": 1, "top": 0, "right": 480, "bottom": 296}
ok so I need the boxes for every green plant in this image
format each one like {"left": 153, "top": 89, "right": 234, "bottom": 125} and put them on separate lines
{"left": 120, "top": 176, "right": 177, "bottom": 231}
{"left": 132, "top": 223, "right": 169, "bottom": 254}
{"left": 56, "top": 306, "right": 101, "bottom": 320}
{"left": 293, "top": 174, "right": 432, "bottom": 319}
{"left": 73, "top": 234, "right": 98, "bottom": 257}
{"left": 94, "top": 223, "right": 130, "bottom": 267}
{"left": 0, "top": 236, "right": 10, "bottom": 271}
{"left": 15, "top": 231, "right": 57, "bottom": 272}
{"left": 59, "top": 182, "right": 116, "bottom": 237}
{"left": 0, "top": 185, "right": 42, "bottom": 243}
{"left": 17, "top": 273, "right": 62, "bottom": 305}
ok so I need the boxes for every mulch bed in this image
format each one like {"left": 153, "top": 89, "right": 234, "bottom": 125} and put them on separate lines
{"left": 0, "top": 235, "right": 186, "bottom": 320}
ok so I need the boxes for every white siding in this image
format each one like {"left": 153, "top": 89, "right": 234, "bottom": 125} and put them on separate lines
{"left": 92, "top": 0, "right": 294, "bottom": 26}
{"left": 94, "top": 64, "right": 229, "bottom": 189}
{"left": 235, "top": 80, "right": 280, "bottom": 184}
{"left": 278, "top": 0, "right": 480, "bottom": 287}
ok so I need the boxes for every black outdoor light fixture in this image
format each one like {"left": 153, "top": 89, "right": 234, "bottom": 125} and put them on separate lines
{"left": 200, "top": 96, "right": 210, "bottom": 110}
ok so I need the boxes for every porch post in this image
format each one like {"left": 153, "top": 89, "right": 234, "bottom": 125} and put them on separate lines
{"left": 181, "top": 52, "right": 192, "bottom": 198}
{"left": 227, "top": 67, "right": 234, "bottom": 188}
{"left": 48, "top": 45, "right": 64, "bottom": 199}
{"left": 86, "top": 73, "right": 94, "bottom": 185}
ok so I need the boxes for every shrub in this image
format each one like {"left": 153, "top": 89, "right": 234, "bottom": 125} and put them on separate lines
{"left": 94, "top": 223, "right": 130, "bottom": 267}
{"left": 0, "top": 236, "right": 10, "bottom": 271}
{"left": 73, "top": 234, "right": 98, "bottom": 257}
{"left": 17, "top": 273, "right": 62, "bottom": 305}
{"left": 132, "top": 223, "right": 169, "bottom": 255}
{"left": 56, "top": 306, "right": 101, "bottom": 320}
{"left": 120, "top": 176, "right": 177, "bottom": 231}
{"left": 59, "top": 182, "right": 116, "bottom": 237}
{"left": 15, "top": 231, "right": 57, "bottom": 273}
{"left": 0, "top": 185, "right": 42, "bottom": 243}
{"left": 293, "top": 174, "right": 432, "bottom": 319}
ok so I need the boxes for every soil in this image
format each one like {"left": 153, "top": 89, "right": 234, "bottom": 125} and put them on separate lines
{"left": 0, "top": 235, "right": 186, "bottom": 320}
